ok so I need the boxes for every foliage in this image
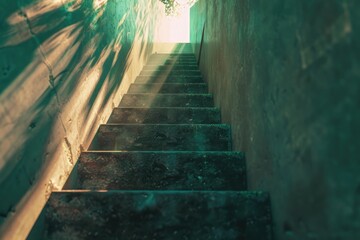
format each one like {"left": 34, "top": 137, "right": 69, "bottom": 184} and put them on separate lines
{"left": 159, "top": 0, "right": 179, "bottom": 16}
{"left": 159, "top": 0, "right": 198, "bottom": 16}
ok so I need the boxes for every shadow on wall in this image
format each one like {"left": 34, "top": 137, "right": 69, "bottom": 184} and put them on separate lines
{"left": 190, "top": 0, "right": 360, "bottom": 239}
{"left": 0, "top": 0, "right": 158, "bottom": 236}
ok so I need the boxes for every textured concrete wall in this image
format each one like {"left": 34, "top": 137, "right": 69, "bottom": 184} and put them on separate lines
{"left": 0, "top": 0, "right": 161, "bottom": 238}
{"left": 191, "top": 0, "right": 360, "bottom": 239}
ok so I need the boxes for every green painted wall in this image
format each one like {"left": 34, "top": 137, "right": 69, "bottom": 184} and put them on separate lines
{"left": 0, "top": 0, "right": 161, "bottom": 238}
{"left": 191, "top": 0, "right": 360, "bottom": 239}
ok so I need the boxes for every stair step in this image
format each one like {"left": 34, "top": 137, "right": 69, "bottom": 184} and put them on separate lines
{"left": 119, "top": 94, "right": 213, "bottom": 108}
{"left": 128, "top": 83, "right": 207, "bottom": 94}
{"left": 152, "top": 53, "right": 194, "bottom": 55}
{"left": 89, "top": 124, "right": 231, "bottom": 151}
{"left": 146, "top": 63, "right": 197, "bottom": 67}
{"left": 32, "top": 191, "right": 272, "bottom": 240}
{"left": 135, "top": 75, "right": 203, "bottom": 84}
{"left": 150, "top": 53, "right": 196, "bottom": 58}
{"left": 67, "top": 151, "right": 246, "bottom": 190}
{"left": 147, "top": 60, "right": 197, "bottom": 65}
{"left": 140, "top": 70, "right": 201, "bottom": 77}
{"left": 28, "top": 49, "right": 274, "bottom": 239}
{"left": 148, "top": 59, "right": 197, "bottom": 64}
{"left": 108, "top": 107, "right": 220, "bottom": 124}
{"left": 143, "top": 65, "right": 199, "bottom": 71}
{"left": 149, "top": 57, "right": 196, "bottom": 61}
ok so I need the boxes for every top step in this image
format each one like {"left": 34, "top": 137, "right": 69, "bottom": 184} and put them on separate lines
{"left": 149, "top": 59, "right": 196, "bottom": 63}
{"left": 143, "top": 65, "right": 199, "bottom": 71}
{"left": 152, "top": 43, "right": 193, "bottom": 54}
{"left": 149, "top": 55, "right": 196, "bottom": 61}
{"left": 151, "top": 53, "right": 195, "bottom": 57}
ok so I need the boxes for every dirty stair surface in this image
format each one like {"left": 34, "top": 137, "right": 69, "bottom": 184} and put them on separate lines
{"left": 30, "top": 44, "right": 272, "bottom": 240}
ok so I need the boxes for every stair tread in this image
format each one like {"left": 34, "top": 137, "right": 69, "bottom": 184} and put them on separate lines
{"left": 149, "top": 56, "right": 196, "bottom": 58}
{"left": 33, "top": 191, "right": 271, "bottom": 240}
{"left": 131, "top": 83, "right": 206, "bottom": 85}
{"left": 129, "top": 83, "right": 207, "bottom": 93}
{"left": 66, "top": 151, "right": 246, "bottom": 190}
{"left": 147, "top": 61, "right": 197, "bottom": 65}
{"left": 135, "top": 75, "right": 204, "bottom": 83}
{"left": 140, "top": 70, "right": 201, "bottom": 77}
{"left": 143, "top": 65, "right": 199, "bottom": 70}
{"left": 89, "top": 124, "right": 231, "bottom": 151}
{"left": 114, "top": 106, "right": 216, "bottom": 109}
{"left": 123, "top": 93, "right": 212, "bottom": 95}
{"left": 108, "top": 107, "right": 220, "bottom": 124}
{"left": 145, "top": 63, "right": 198, "bottom": 66}
{"left": 119, "top": 94, "right": 214, "bottom": 108}
{"left": 141, "top": 70, "right": 201, "bottom": 72}
{"left": 100, "top": 124, "right": 226, "bottom": 127}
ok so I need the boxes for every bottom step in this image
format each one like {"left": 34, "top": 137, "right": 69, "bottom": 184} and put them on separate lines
{"left": 30, "top": 191, "right": 272, "bottom": 240}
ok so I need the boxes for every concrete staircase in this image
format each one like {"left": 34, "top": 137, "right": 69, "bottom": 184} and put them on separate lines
{"left": 29, "top": 44, "right": 272, "bottom": 239}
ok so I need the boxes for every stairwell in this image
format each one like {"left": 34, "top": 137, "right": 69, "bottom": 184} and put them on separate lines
{"left": 29, "top": 44, "right": 272, "bottom": 239}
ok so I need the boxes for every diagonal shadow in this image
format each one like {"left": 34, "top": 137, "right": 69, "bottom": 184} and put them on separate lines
{"left": 0, "top": 0, "right": 156, "bottom": 230}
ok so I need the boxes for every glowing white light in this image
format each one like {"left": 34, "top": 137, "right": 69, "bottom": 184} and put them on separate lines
{"left": 176, "top": 0, "right": 198, "bottom": 7}
{"left": 155, "top": 3, "right": 190, "bottom": 43}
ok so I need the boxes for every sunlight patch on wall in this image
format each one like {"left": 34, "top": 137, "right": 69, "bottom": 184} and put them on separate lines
{"left": 93, "top": 0, "right": 108, "bottom": 10}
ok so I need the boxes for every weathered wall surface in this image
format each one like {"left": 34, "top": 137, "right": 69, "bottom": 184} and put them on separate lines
{"left": 0, "top": 0, "right": 161, "bottom": 238}
{"left": 191, "top": 0, "right": 360, "bottom": 239}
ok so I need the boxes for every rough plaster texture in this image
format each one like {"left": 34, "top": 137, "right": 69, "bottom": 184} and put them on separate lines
{"left": 191, "top": 0, "right": 360, "bottom": 239}
{"left": 0, "top": 0, "right": 162, "bottom": 238}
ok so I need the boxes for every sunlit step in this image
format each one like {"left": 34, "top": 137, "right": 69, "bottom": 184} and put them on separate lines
{"left": 119, "top": 93, "right": 213, "bottom": 108}
{"left": 149, "top": 56, "right": 196, "bottom": 62}
{"left": 146, "top": 62, "right": 198, "bottom": 67}
{"left": 135, "top": 75, "right": 203, "bottom": 84}
{"left": 150, "top": 53, "right": 196, "bottom": 58}
{"left": 108, "top": 107, "right": 220, "bottom": 124}
{"left": 143, "top": 65, "right": 199, "bottom": 71}
{"left": 128, "top": 83, "right": 207, "bottom": 94}
{"left": 149, "top": 57, "right": 196, "bottom": 62}
{"left": 140, "top": 70, "right": 201, "bottom": 77}
{"left": 147, "top": 59, "right": 197, "bottom": 65}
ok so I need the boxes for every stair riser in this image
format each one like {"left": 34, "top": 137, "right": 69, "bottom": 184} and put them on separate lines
{"left": 128, "top": 83, "right": 207, "bottom": 94}
{"left": 140, "top": 70, "right": 201, "bottom": 77}
{"left": 135, "top": 76, "right": 204, "bottom": 84}
{"left": 146, "top": 64, "right": 198, "bottom": 68}
{"left": 108, "top": 108, "right": 221, "bottom": 124}
{"left": 151, "top": 53, "right": 194, "bottom": 56}
{"left": 147, "top": 61, "right": 197, "bottom": 65}
{"left": 89, "top": 124, "right": 231, "bottom": 151}
{"left": 119, "top": 94, "right": 214, "bottom": 108}
{"left": 32, "top": 191, "right": 272, "bottom": 240}
{"left": 149, "top": 55, "right": 195, "bottom": 60}
{"left": 148, "top": 59, "right": 196, "bottom": 63}
{"left": 149, "top": 59, "right": 196, "bottom": 62}
{"left": 143, "top": 66, "right": 199, "bottom": 71}
{"left": 149, "top": 53, "right": 195, "bottom": 59}
{"left": 69, "top": 152, "right": 246, "bottom": 190}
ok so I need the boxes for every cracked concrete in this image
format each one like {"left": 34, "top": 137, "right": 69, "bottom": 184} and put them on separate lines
{"left": 18, "top": 9, "right": 55, "bottom": 87}
{"left": 0, "top": 0, "right": 163, "bottom": 238}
